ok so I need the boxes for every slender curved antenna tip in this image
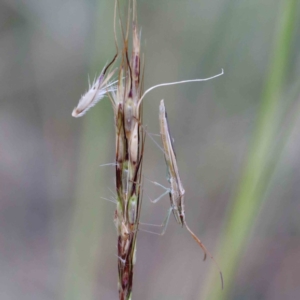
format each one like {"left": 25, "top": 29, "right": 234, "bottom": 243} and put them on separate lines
{"left": 184, "top": 221, "right": 224, "bottom": 289}
{"left": 138, "top": 69, "right": 225, "bottom": 106}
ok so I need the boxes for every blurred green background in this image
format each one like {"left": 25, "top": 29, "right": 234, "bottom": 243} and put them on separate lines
{"left": 1, "top": 0, "right": 300, "bottom": 299}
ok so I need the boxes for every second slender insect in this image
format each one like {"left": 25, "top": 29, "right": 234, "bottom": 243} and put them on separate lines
{"left": 152, "top": 99, "right": 224, "bottom": 289}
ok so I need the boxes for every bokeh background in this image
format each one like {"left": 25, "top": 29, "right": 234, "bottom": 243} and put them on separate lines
{"left": 1, "top": 0, "right": 300, "bottom": 299}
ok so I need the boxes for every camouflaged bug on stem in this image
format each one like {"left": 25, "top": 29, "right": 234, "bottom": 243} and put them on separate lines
{"left": 71, "top": 0, "right": 223, "bottom": 298}
{"left": 157, "top": 99, "right": 224, "bottom": 289}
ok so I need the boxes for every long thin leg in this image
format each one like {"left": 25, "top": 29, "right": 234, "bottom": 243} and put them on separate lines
{"left": 146, "top": 131, "right": 165, "bottom": 154}
{"left": 147, "top": 179, "right": 169, "bottom": 191}
{"left": 131, "top": 117, "right": 166, "bottom": 155}
{"left": 139, "top": 207, "right": 173, "bottom": 235}
{"left": 148, "top": 189, "right": 170, "bottom": 204}
{"left": 144, "top": 177, "right": 170, "bottom": 203}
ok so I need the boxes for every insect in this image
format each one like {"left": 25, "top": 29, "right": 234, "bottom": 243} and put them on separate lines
{"left": 149, "top": 99, "right": 224, "bottom": 288}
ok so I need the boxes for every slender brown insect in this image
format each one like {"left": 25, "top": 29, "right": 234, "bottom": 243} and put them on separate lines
{"left": 152, "top": 99, "right": 224, "bottom": 289}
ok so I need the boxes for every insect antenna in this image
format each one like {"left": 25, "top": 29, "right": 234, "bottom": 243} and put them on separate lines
{"left": 137, "top": 69, "right": 224, "bottom": 108}
{"left": 184, "top": 221, "right": 224, "bottom": 289}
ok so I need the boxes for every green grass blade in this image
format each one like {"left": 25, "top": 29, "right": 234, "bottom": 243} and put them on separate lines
{"left": 201, "top": 1, "right": 298, "bottom": 299}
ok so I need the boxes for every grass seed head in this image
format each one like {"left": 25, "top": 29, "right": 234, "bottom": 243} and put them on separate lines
{"left": 72, "top": 67, "right": 117, "bottom": 117}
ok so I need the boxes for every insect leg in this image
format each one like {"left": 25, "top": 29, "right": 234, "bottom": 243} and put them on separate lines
{"left": 139, "top": 207, "right": 173, "bottom": 235}
{"left": 144, "top": 178, "right": 171, "bottom": 203}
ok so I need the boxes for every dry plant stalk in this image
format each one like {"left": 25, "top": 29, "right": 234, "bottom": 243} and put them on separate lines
{"left": 112, "top": 3, "right": 144, "bottom": 299}
{"left": 72, "top": 1, "right": 223, "bottom": 299}
{"left": 73, "top": 1, "right": 144, "bottom": 299}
